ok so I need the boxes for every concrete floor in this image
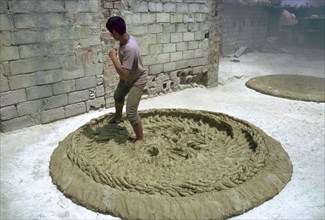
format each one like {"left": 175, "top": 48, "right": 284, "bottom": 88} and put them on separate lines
{"left": 1, "top": 46, "right": 324, "bottom": 219}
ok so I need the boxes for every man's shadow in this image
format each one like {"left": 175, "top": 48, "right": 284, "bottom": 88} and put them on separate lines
{"left": 82, "top": 122, "right": 130, "bottom": 145}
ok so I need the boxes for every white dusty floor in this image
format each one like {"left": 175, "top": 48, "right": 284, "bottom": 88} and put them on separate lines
{"left": 1, "top": 46, "right": 324, "bottom": 220}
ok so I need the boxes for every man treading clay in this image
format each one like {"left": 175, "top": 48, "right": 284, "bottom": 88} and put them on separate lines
{"left": 106, "top": 16, "right": 148, "bottom": 144}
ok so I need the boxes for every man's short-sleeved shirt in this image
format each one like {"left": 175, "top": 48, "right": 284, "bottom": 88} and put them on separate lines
{"left": 119, "top": 35, "right": 148, "bottom": 85}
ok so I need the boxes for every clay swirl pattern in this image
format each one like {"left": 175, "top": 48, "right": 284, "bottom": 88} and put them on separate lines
{"left": 50, "top": 109, "right": 293, "bottom": 219}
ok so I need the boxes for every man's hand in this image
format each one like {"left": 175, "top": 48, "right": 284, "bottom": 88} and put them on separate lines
{"left": 108, "top": 48, "right": 117, "bottom": 60}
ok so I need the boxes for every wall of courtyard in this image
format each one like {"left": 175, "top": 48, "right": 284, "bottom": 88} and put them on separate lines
{"left": 220, "top": 3, "right": 270, "bottom": 55}
{"left": 0, "top": 0, "right": 221, "bottom": 132}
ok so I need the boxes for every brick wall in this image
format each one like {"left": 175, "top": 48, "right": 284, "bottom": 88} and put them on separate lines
{"left": 0, "top": 0, "right": 221, "bottom": 132}
{"left": 220, "top": 3, "right": 269, "bottom": 55}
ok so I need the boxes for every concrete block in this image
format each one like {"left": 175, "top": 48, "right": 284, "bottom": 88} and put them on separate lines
{"left": 40, "top": 0, "right": 65, "bottom": 12}
{"left": 65, "top": 102, "right": 87, "bottom": 117}
{"left": 132, "top": 1, "right": 148, "bottom": 12}
{"left": 189, "top": 41, "right": 199, "bottom": 49}
{"left": 184, "top": 0, "right": 206, "bottom": 3}
{"left": 157, "top": 13, "right": 170, "bottom": 23}
{"left": 175, "top": 60, "right": 189, "bottom": 69}
{"left": 141, "top": 14, "right": 156, "bottom": 24}
{"left": 0, "top": 32, "right": 11, "bottom": 46}
{"left": 63, "top": 67, "right": 84, "bottom": 80}
{"left": 96, "top": 86, "right": 105, "bottom": 97}
{"left": 157, "top": 53, "right": 170, "bottom": 63}
{"left": 162, "top": 23, "right": 176, "bottom": 33}
{"left": 0, "top": 47, "right": 19, "bottom": 61}
{"left": 149, "top": 2, "right": 163, "bottom": 12}
{"left": 171, "top": 33, "right": 183, "bottom": 43}
{"left": 133, "top": 26, "right": 149, "bottom": 35}
{"left": 1, "top": 116, "right": 35, "bottom": 132}
{"left": 32, "top": 69, "right": 62, "bottom": 85}
{"left": 0, "top": 0, "right": 7, "bottom": 13}
{"left": 171, "top": 14, "right": 183, "bottom": 23}
{"left": 199, "top": 56, "right": 209, "bottom": 65}
{"left": 44, "top": 28, "right": 67, "bottom": 41}
{"left": 10, "top": 58, "right": 40, "bottom": 75}
{"left": 40, "top": 107, "right": 65, "bottom": 124}
{"left": 170, "top": 52, "right": 183, "bottom": 61}
{"left": 0, "top": 89, "right": 27, "bottom": 107}
{"left": 188, "top": 23, "right": 200, "bottom": 32}
{"left": 183, "top": 32, "right": 195, "bottom": 41}
{"left": 68, "top": 90, "right": 89, "bottom": 104}
{"left": 195, "top": 31, "right": 205, "bottom": 41}
{"left": 148, "top": 24, "right": 163, "bottom": 34}
{"left": 200, "top": 4, "right": 210, "bottom": 13}
{"left": 176, "top": 4, "right": 189, "bottom": 13}
{"left": 26, "top": 85, "right": 52, "bottom": 100}
{"left": 13, "top": 14, "right": 37, "bottom": 29}
{"left": 142, "top": 55, "right": 156, "bottom": 66}
{"left": 141, "top": 35, "right": 157, "bottom": 45}
{"left": 149, "top": 44, "right": 162, "bottom": 55}
{"left": 11, "top": 30, "right": 40, "bottom": 45}
{"left": 0, "top": 105, "right": 18, "bottom": 120}
{"left": 19, "top": 44, "right": 44, "bottom": 59}
{"left": 163, "top": 43, "right": 176, "bottom": 53}
{"left": 65, "top": 0, "right": 79, "bottom": 12}
{"left": 183, "top": 50, "right": 194, "bottom": 59}
{"left": 0, "top": 72, "right": 9, "bottom": 92}
{"left": 140, "top": 45, "right": 149, "bottom": 56}
{"left": 8, "top": 0, "right": 38, "bottom": 13}
{"left": 53, "top": 80, "right": 75, "bottom": 95}
{"left": 84, "top": 63, "right": 104, "bottom": 76}
{"left": 176, "top": 42, "right": 188, "bottom": 51}
{"left": 86, "top": 97, "right": 105, "bottom": 111}
{"left": 0, "top": 14, "right": 14, "bottom": 31}
{"left": 149, "top": 64, "right": 163, "bottom": 75}
{"left": 194, "top": 49, "right": 204, "bottom": 58}
{"left": 17, "top": 100, "right": 43, "bottom": 116}
{"left": 76, "top": 76, "right": 96, "bottom": 90}
{"left": 189, "top": 4, "right": 202, "bottom": 13}
{"left": 163, "top": 3, "right": 176, "bottom": 12}
{"left": 43, "top": 13, "right": 66, "bottom": 27}
{"left": 157, "top": 34, "right": 171, "bottom": 44}
{"left": 176, "top": 23, "right": 187, "bottom": 33}
{"left": 163, "top": 62, "right": 177, "bottom": 72}
{"left": 9, "top": 74, "right": 36, "bottom": 90}
{"left": 183, "top": 14, "right": 194, "bottom": 23}
{"left": 44, "top": 57, "right": 63, "bottom": 70}
{"left": 124, "top": 13, "right": 141, "bottom": 25}
{"left": 43, "top": 94, "right": 68, "bottom": 110}
{"left": 195, "top": 13, "right": 206, "bottom": 22}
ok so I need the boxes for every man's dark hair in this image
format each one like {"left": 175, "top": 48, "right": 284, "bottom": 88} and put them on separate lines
{"left": 106, "top": 16, "right": 126, "bottom": 35}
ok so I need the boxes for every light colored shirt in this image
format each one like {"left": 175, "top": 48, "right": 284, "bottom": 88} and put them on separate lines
{"left": 119, "top": 35, "right": 148, "bottom": 85}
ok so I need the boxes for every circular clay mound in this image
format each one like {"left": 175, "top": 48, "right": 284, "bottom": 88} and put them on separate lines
{"left": 50, "top": 109, "right": 293, "bottom": 219}
{"left": 246, "top": 74, "right": 325, "bottom": 102}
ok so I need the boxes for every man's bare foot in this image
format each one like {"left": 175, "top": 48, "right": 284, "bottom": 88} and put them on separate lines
{"left": 134, "top": 139, "right": 143, "bottom": 145}
{"left": 108, "top": 115, "right": 121, "bottom": 124}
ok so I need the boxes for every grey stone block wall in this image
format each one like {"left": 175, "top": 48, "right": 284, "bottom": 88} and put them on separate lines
{"left": 0, "top": 0, "right": 106, "bottom": 132}
{"left": 220, "top": 3, "right": 269, "bottom": 56}
{"left": 1, "top": 0, "right": 221, "bottom": 132}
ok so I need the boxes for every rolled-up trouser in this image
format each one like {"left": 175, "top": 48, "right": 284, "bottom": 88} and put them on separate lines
{"left": 114, "top": 80, "right": 145, "bottom": 126}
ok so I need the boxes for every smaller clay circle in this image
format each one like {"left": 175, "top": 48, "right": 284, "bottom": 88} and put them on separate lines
{"left": 246, "top": 74, "right": 325, "bottom": 102}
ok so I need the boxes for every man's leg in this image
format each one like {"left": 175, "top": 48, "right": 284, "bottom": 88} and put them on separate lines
{"left": 126, "top": 84, "right": 145, "bottom": 144}
{"left": 110, "top": 81, "right": 129, "bottom": 123}
{"left": 132, "top": 122, "right": 143, "bottom": 144}
{"left": 110, "top": 100, "right": 123, "bottom": 123}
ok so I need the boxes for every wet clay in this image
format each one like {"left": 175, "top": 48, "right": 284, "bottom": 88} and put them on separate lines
{"left": 246, "top": 74, "right": 325, "bottom": 102}
{"left": 50, "top": 109, "right": 293, "bottom": 219}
